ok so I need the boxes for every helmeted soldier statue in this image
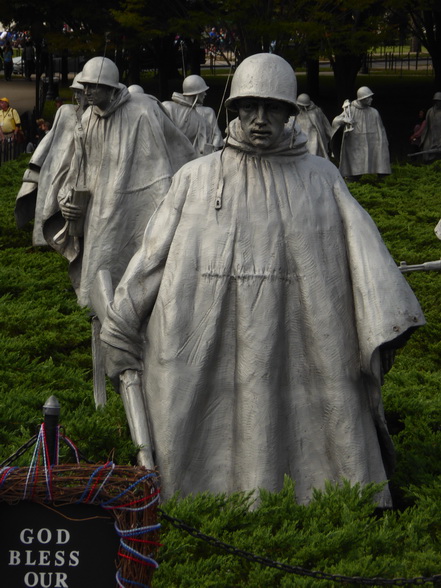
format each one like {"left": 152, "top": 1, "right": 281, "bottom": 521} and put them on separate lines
{"left": 162, "top": 74, "right": 224, "bottom": 156}
{"left": 101, "top": 54, "right": 424, "bottom": 505}
{"left": 332, "top": 86, "right": 391, "bottom": 180}
{"left": 39, "top": 56, "right": 195, "bottom": 309}
{"left": 294, "top": 93, "right": 331, "bottom": 159}
{"left": 15, "top": 73, "right": 88, "bottom": 247}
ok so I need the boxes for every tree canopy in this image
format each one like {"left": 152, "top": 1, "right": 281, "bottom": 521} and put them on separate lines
{"left": 3, "top": 1, "right": 440, "bottom": 98}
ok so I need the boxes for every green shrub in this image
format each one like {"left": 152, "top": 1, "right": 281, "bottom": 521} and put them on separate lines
{"left": 1, "top": 156, "right": 441, "bottom": 586}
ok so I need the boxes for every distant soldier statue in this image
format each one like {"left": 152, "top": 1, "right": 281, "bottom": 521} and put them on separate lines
{"left": 332, "top": 86, "right": 391, "bottom": 180}
{"left": 294, "top": 93, "right": 331, "bottom": 159}
{"left": 101, "top": 54, "right": 424, "bottom": 505}
{"left": 163, "top": 74, "right": 224, "bottom": 156}
{"left": 15, "top": 74, "right": 88, "bottom": 246}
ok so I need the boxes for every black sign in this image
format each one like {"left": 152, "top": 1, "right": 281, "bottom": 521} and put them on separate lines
{"left": 0, "top": 502, "right": 120, "bottom": 587}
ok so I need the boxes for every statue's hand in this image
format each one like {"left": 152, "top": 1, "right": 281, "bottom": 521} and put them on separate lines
{"left": 101, "top": 340, "right": 143, "bottom": 392}
{"left": 60, "top": 201, "right": 83, "bottom": 221}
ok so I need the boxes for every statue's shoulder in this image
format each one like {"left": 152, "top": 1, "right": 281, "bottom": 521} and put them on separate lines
{"left": 176, "top": 150, "right": 222, "bottom": 177}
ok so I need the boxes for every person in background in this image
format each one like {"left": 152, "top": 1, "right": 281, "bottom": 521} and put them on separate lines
{"left": 23, "top": 40, "right": 35, "bottom": 80}
{"left": 409, "top": 109, "right": 427, "bottom": 152}
{"left": 42, "top": 120, "right": 51, "bottom": 134}
{"left": 0, "top": 97, "right": 21, "bottom": 141}
{"left": 3, "top": 42, "right": 13, "bottom": 81}
{"left": 419, "top": 92, "right": 441, "bottom": 162}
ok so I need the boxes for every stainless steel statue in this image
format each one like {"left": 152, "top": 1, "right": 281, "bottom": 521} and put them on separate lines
{"left": 162, "top": 74, "right": 224, "bottom": 156}
{"left": 101, "top": 54, "right": 424, "bottom": 505}
{"left": 294, "top": 93, "right": 331, "bottom": 159}
{"left": 332, "top": 86, "right": 391, "bottom": 179}
{"left": 41, "top": 57, "right": 196, "bottom": 309}
{"left": 15, "top": 74, "right": 87, "bottom": 246}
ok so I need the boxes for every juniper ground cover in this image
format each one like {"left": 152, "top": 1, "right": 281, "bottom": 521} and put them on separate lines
{"left": 0, "top": 153, "right": 440, "bottom": 586}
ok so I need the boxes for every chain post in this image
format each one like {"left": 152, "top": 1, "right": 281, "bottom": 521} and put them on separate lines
{"left": 42, "top": 395, "right": 60, "bottom": 466}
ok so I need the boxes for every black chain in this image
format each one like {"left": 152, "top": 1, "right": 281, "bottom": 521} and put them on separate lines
{"left": 0, "top": 431, "right": 93, "bottom": 468}
{"left": 0, "top": 435, "right": 38, "bottom": 468}
{"left": 159, "top": 510, "right": 441, "bottom": 586}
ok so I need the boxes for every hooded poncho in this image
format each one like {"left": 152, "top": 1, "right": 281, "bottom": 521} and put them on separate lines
{"left": 101, "top": 117, "right": 424, "bottom": 505}
{"left": 15, "top": 104, "right": 81, "bottom": 246}
{"left": 42, "top": 87, "right": 196, "bottom": 308}
{"left": 163, "top": 92, "right": 223, "bottom": 156}
{"left": 295, "top": 102, "right": 331, "bottom": 159}
{"left": 332, "top": 100, "right": 391, "bottom": 177}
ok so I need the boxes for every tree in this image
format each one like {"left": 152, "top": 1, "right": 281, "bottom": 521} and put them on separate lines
{"left": 3, "top": 0, "right": 120, "bottom": 106}
{"left": 204, "top": 0, "right": 391, "bottom": 102}
{"left": 111, "top": 0, "right": 208, "bottom": 97}
{"left": 387, "top": 1, "right": 441, "bottom": 89}
{"left": 299, "top": 0, "right": 389, "bottom": 103}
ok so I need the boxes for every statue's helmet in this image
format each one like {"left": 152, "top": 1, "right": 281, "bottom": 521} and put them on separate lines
{"left": 128, "top": 84, "right": 144, "bottom": 94}
{"left": 225, "top": 53, "right": 299, "bottom": 114}
{"left": 357, "top": 86, "right": 374, "bottom": 100}
{"left": 77, "top": 57, "right": 120, "bottom": 89}
{"left": 432, "top": 91, "right": 441, "bottom": 101}
{"left": 182, "top": 75, "right": 209, "bottom": 96}
{"left": 69, "top": 73, "right": 84, "bottom": 91}
{"left": 296, "top": 93, "right": 311, "bottom": 107}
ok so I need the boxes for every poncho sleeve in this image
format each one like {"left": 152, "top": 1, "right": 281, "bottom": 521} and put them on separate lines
{"left": 100, "top": 166, "right": 191, "bottom": 375}
{"left": 332, "top": 174, "right": 425, "bottom": 378}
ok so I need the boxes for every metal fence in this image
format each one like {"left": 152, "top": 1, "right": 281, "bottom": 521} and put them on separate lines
{"left": 0, "top": 135, "right": 27, "bottom": 165}
{"left": 367, "top": 52, "right": 434, "bottom": 73}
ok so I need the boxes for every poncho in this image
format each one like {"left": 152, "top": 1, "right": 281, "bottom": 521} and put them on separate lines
{"left": 332, "top": 100, "right": 391, "bottom": 177}
{"left": 15, "top": 104, "right": 81, "bottom": 246}
{"left": 295, "top": 102, "right": 331, "bottom": 159}
{"left": 101, "top": 118, "right": 424, "bottom": 505}
{"left": 163, "top": 93, "right": 222, "bottom": 156}
{"left": 42, "top": 87, "right": 196, "bottom": 308}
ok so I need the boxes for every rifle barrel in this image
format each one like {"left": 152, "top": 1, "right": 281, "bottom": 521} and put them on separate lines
{"left": 399, "top": 260, "right": 441, "bottom": 273}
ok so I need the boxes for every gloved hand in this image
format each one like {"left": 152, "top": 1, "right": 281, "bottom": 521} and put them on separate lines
{"left": 59, "top": 200, "right": 83, "bottom": 221}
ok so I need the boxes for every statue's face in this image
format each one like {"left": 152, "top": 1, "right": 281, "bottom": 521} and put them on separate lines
{"left": 73, "top": 90, "right": 84, "bottom": 106}
{"left": 237, "top": 98, "right": 290, "bottom": 149}
{"left": 196, "top": 91, "right": 206, "bottom": 104}
{"left": 358, "top": 96, "right": 373, "bottom": 107}
{"left": 83, "top": 83, "right": 114, "bottom": 110}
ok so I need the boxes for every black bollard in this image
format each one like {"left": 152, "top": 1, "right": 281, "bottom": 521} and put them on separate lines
{"left": 42, "top": 395, "right": 60, "bottom": 466}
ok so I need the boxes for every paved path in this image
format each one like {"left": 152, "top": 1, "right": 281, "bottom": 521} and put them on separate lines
{"left": 0, "top": 76, "right": 37, "bottom": 115}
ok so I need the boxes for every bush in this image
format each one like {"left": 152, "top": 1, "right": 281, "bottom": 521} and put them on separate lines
{"left": 1, "top": 156, "right": 441, "bottom": 586}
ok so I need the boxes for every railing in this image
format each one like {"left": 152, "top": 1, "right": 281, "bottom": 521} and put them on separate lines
{"left": 366, "top": 52, "right": 433, "bottom": 73}
{"left": 0, "top": 135, "right": 27, "bottom": 165}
